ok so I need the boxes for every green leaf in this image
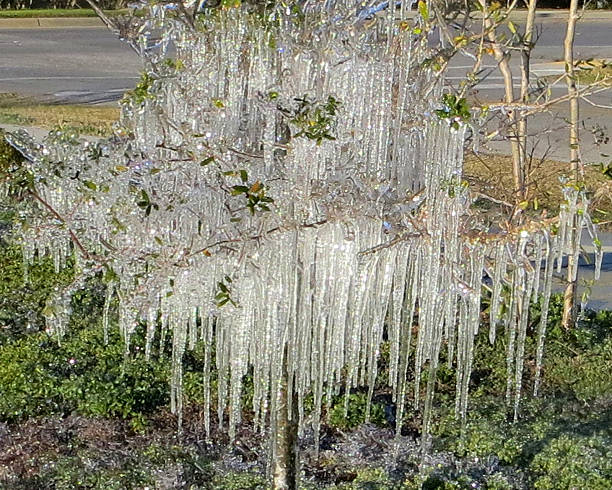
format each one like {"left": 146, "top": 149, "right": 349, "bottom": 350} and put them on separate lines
{"left": 200, "top": 156, "right": 215, "bottom": 166}
{"left": 231, "top": 185, "right": 249, "bottom": 195}
{"left": 418, "top": 0, "right": 429, "bottom": 22}
{"left": 83, "top": 180, "right": 97, "bottom": 191}
{"left": 42, "top": 304, "right": 56, "bottom": 318}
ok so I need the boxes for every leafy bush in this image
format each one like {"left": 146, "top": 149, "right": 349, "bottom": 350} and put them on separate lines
{"left": 0, "top": 244, "right": 75, "bottom": 342}
{"left": 2, "top": 130, "right": 76, "bottom": 341}
{"left": 24, "top": 443, "right": 213, "bottom": 490}
{"left": 530, "top": 432, "right": 612, "bottom": 489}
{"left": 43, "top": 454, "right": 155, "bottom": 490}
{"left": 327, "top": 393, "right": 387, "bottom": 430}
{"left": 0, "top": 321, "right": 171, "bottom": 425}
{"left": 211, "top": 471, "right": 267, "bottom": 489}
{"left": 542, "top": 309, "right": 612, "bottom": 403}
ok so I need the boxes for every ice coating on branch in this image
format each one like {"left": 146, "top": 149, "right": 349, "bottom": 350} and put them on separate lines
{"left": 4, "top": 0, "right": 599, "bottom": 448}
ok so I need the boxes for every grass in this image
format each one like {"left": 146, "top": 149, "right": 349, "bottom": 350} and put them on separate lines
{"left": 0, "top": 8, "right": 129, "bottom": 18}
{"left": 541, "top": 60, "right": 612, "bottom": 87}
{"left": 574, "top": 61, "right": 612, "bottom": 86}
{"left": 464, "top": 151, "right": 612, "bottom": 228}
{"left": 0, "top": 93, "right": 120, "bottom": 137}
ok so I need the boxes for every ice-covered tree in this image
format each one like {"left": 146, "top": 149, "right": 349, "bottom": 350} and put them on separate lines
{"left": 2, "top": 1, "right": 602, "bottom": 487}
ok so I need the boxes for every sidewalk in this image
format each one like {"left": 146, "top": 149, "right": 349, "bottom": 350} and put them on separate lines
{"left": 1, "top": 9, "right": 612, "bottom": 28}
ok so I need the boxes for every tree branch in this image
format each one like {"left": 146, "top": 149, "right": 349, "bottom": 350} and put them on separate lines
{"left": 27, "top": 190, "right": 93, "bottom": 260}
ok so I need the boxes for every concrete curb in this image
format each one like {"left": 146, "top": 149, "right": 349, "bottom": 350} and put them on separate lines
{"left": 1, "top": 10, "right": 612, "bottom": 28}
{"left": 0, "top": 17, "right": 104, "bottom": 28}
{"left": 508, "top": 9, "right": 612, "bottom": 20}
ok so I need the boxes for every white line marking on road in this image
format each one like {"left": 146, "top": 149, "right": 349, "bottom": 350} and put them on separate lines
{"left": 446, "top": 76, "right": 504, "bottom": 80}
{"left": 0, "top": 76, "right": 139, "bottom": 81}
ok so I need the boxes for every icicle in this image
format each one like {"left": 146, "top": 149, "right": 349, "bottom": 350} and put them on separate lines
{"left": 102, "top": 281, "right": 114, "bottom": 345}
{"left": 202, "top": 316, "right": 213, "bottom": 440}
{"left": 513, "top": 243, "right": 537, "bottom": 421}
{"left": 489, "top": 243, "right": 506, "bottom": 342}
{"left": 505, "top": 269, "right": 519, "bottom": 406}
{"left": 533, "top": 241, "right": 555, "bottom": 397}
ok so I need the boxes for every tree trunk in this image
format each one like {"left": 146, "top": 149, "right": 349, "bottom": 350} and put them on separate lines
{"left": 476, "top": 0, "right": 524, "bottom": 201}
{"left": 562, "top": 0, "right": 581, "bottom": 330}
{"left": 517, "top": 0, "right": 538, "bottom": 198}
{"left": 272, "top": 358, "right": 299, "bottom": 490}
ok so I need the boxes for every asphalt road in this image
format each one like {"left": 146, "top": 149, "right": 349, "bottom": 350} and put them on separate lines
{"left": 0, "top": 20, "right": 610, "bottom": 161}
{"left": 1, "top": 19, "right": 610, "bottom": 101}
{"left": 0, "top": 27, "right": 141, "bottom": 104}
{"left": 446, "top": 19, "right": 612, "bottom": 163}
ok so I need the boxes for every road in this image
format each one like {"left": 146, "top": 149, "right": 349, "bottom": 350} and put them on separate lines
{"left": 1, "top": 19, "right": 610, "bottom": 101}
{"left": 0, "top": 19, "right": 610, "bottom": 161}
{"left": 444, "top": 19, "right": 612, "bottom": 163}
{"left": 0, "top": 27, "right": 141, "bottom": 104}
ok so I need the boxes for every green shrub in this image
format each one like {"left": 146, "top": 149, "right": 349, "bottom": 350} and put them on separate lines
{"left": 0, "top": 332, "right": 65, "bottom": 419}
{"left": 327, "top": 393, "right": 387, "bottom": 430}
{"left": 1, "top": 129, "right": 76, "bottom": 341}
{"left": 542, "top": 309, "right": 612, "bottom": 403}
{"left": 0, "top": 321, "right": 170, "bottom": 424}
{"left": 0, "top": 244, "right": 75, "bottom": 342}
{"left": 29, "top": 443, "right": 213, "bottom": 490}
{"left": 530, "top": 432, "right": 612, "bottom": 489}
{"left": 46, "top": 454, "right": 155, "bottom": 490}
{"left": 211, "top": 471, "right": 267, "bottom": 489}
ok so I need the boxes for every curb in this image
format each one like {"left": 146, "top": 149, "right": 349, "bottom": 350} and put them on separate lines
{"left": 508, "top": 9, "right": 612, "bottom": 20}
{"left": 0, "top": 17, "right": 104, "bottom": 27}
{"left": 1, "top": 10, "right": 612, "bottom": 28}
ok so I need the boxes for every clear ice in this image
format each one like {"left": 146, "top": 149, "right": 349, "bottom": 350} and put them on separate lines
{"left": 2, "top": 0, "right": 599, "bottom": 448}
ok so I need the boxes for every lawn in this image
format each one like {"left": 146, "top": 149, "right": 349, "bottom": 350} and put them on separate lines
{"left": 0, "top": 8, "right": 129, "bottom": 18}
{"left": 0, "top": 93, "right": 120, "bottom": 137}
